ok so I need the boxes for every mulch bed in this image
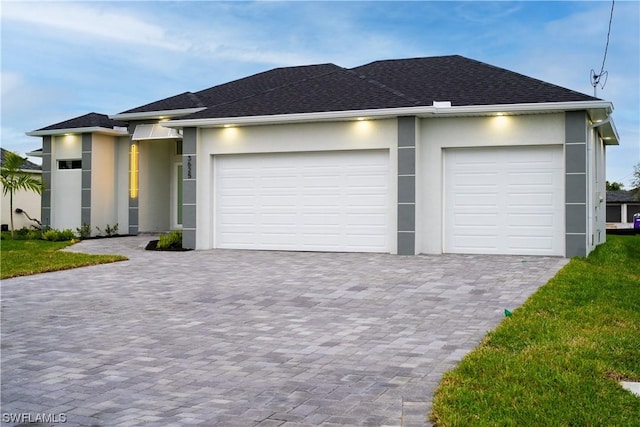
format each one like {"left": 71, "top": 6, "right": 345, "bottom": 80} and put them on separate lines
{"left": 144, "top": 240, "right": 192, "bottom": 251}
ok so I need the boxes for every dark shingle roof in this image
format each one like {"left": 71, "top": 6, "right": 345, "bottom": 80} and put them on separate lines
{"left": 195, "top": 63, "right": 343, "bottom": 106}
{"left": 36, "top": 112, "right": 127, "bottom": 131}
{"left": 351, "top": 55, "right": 599, "bottom": 106}
{"left": 607, "top": 190, "right": 639, "bottom": 203}
{"left": 184, "top": 55, "right": 599, "bottom": 120}
{"left": 118, "top": 92, "right": 205, "bottom": 114}
{"left": 118, "top": 64, "right": 343, "bottom": 115}
{"left": 186, "top": 68, "right": 418, "bottom": 119}
{"left": 1, "top": 148, "right": 41, "bottom": 171}
{"left": 37, "top": 55, "right": 603, "bottom": 129}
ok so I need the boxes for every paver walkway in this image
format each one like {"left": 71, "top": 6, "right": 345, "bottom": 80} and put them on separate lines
{"left": 1, "top": 236, "right": 567, "bottom": 426}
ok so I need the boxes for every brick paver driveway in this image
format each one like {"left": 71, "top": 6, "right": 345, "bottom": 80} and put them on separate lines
{"left": 1, "top": 236, "right": 567, "bottom": 426}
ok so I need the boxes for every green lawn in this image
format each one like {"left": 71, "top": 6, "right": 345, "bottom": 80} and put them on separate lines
{"left": 431, "top": 235, "right": 640, "bottom": 426}
{"left": 0, "top": 239, "right": 127, "bottom": 279}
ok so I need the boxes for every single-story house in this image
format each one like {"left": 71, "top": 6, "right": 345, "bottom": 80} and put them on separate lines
{"left": 1, "top": 148, "right": 42, "bottom": 231}
{"left": 606, "top": 190, "right": 640, "bottom": 228}
{"left": 27, "top": 55, "right": 619, "bottom": 257}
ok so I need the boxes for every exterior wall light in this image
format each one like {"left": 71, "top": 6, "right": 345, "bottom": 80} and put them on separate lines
{"left": 130, "top": 143, "right": 139, "bottom": 198}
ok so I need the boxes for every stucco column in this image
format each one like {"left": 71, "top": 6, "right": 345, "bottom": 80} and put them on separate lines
{"left": 81, "top": 133, "right": 92, "bottom": 227}
{"left": 128, "top": 139, "right": 139, "bottom": 235}
{"left": 397, "top": 116, "right": 417, "bottom": 255}
{"left": 41, "top": 136, "right": 52, "bottom": 228}
{"left": 565, "top": 111, "right": 588, "bottom": 257}
{"left": 182, "top": 127, "right": 197, "bottom": 249}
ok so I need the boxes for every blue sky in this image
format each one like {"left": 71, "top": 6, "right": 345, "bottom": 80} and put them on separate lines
{"left": 2, "top": 1, "right": 638, "bottom": 186}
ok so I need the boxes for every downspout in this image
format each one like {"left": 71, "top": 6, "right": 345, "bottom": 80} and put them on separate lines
{"left": 589, "top": 117, "right": 611, "bottom": 248}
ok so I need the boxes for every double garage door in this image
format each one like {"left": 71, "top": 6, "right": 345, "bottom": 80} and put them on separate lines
{"left": 444, "top": 145, "right": 564, "bottom": 256}
{"left": 212, "top": 146, "right": 564, "bottom": 256}
{"left": 214, "top": 150, "right": 390, "bottom": 252}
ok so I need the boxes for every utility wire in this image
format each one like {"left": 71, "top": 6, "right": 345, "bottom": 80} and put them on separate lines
{"left": 591, "top": 0, "right": 615, "bottom": 95}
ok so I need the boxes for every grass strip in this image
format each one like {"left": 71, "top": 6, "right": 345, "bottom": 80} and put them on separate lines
{"left": 431, "top": 235, "right": 640, "bottom": 426}
{"left": 1, "top": 239, "right": 127, "bottom": 279}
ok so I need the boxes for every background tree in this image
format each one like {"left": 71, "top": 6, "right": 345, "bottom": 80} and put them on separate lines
{"left": 632, "top": 163, "right": 640, "bottom": 200}
{"left": 1, "top": 150, "right": 43, "bottom": 238}
{"left": 606, "top": 181, "right": 624, "bottom": 191}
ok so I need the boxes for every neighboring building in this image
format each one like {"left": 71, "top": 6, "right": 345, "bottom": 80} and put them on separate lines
{"left": 1, "top": 148, "right": 42, "bottom": 231}
{"left": 606, "top": 190, "right": 640, "bottom": 228}
{"left": 27, "top": 55, "right": 619, "bottom": 257}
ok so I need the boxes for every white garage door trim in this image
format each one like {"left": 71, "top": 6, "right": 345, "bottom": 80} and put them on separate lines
{"left": 214, "top": 150, "right": 390, "bottom": 252}
{"left": 444, "top": 145, "right": 564, "bottom": 256}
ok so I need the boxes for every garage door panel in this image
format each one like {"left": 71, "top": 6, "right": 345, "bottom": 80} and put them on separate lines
{"left": 454, "top": 213, "right": 499, "bottom": 226}
{"left": 508, "top": 171, "right": 556, "bottom": 185}
{"left": 346, "top": 213, "right": 386, "bottom": 225}
{"left": 454, "top": 193, "right": 499, "bottom": 206}
{"left": 215, "top": 150, "right": 389, "bottom": 252}
{"left": 507, "top": 213, "right": 554, "bottom": 227}
{"left": 455, "top": 174, "right": 498, "bottom": 187}
{"left": 508, "top": 236, "right": 555, "bottom": 251}
{"left": 508, "top": 193, "right": 555, "bottom": 207}
{"left": 452, "top": 235, "right": 498, "bottom": 249}
{"left": 445, "top": 146, "right": 563, "bottom": 256}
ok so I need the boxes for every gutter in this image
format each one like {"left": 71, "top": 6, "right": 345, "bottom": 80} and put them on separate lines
{"left": 162, "top": 100, "right": 615, "bottom": 128}
{"left": 109, "top": 107, "right": 207, "bottom": 121}
{"left": 26, "top": 127, "right": 129, "bottom": 137}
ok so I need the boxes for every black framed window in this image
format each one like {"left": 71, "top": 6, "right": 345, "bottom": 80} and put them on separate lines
{"left": 58, "top": 160, "right": 82, "bottom": 169}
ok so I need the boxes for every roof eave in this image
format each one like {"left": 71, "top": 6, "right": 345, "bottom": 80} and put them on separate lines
{"left": 163, "top": 100, "right": 615, "bottom": 129}
{"left": 162, "top": 106, "right": 433, "bottom": 128}
{"left": 430, "top": 100, "right": 614, "bottom": 116}
{"left": 590, "top": 117, "right": 620, "bottom": 146}
{"left": 26, "top": 149, "right": 43, "bottom": 157}
{"left": 109, "top": 107, "right": 207, "bottom": 121}
{"left": 26, "top": 127, "right": 130, "bottom": 137}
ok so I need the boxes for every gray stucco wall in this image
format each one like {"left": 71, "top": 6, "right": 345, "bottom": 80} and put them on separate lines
{"left": 41, "top": 136, "right": 52, "bottom": 228}
{"left": 81, "top": 133, "right": 92, "bottom": 227}
{"left": 397, "top": 116, "right": 416, "bottom": 255}
{"left": 182, "top": 127, "right": 197, "bottom": 249}
{"left": 565, "top": 111, "right": 588, "bottom": 257}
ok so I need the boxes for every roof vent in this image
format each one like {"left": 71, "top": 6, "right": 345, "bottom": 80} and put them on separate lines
{"left": 433, "top": 101, "right": 452, "bottom": 108}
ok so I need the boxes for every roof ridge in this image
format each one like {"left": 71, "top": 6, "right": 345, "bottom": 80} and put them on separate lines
{"left": 194, "top": 63, "right": 342, "bottom": 96}
{"left": 196, "top": 65, "right": 347, "bottom": 111}
{"left": 186, "top": 91, "right": 206, "bottom": 108}
{"left": 354, "top": 54, "right": 463, "bottom": 68}
{"left": 346, "top": 68, "right": 422, "bottom": 106}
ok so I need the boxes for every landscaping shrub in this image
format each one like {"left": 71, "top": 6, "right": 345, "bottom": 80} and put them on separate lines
{"left": 26, "top": 230, "right": 41, "bottom": 240}
{"left": 43, "top": 229, "right": 76, "bottom": 242}
{"left": 2, "top": 228, "right": 42, "bottom": 240}
{"left": 16, "top": 227, "right": 31, "bottom": 238}
{"left": 157, "top": 230, "right": 182, "bottom": 249}
{"left": 76, "top": 223, "right": 92, "bottom": 239}
{"left": 96, "top": 223, "right": 119, "bottom": 237}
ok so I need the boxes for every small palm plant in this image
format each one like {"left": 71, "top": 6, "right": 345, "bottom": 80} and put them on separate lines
{"left": 1, "top": 150, "right": 43, "bottom": 238}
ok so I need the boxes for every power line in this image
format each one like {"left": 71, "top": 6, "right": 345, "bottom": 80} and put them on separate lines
{"left": 591, "top": 0, "right": 615, "bottom": 96}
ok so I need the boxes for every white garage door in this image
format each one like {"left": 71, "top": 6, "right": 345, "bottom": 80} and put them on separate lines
{"left": 214, "top": 150, "right": 389, "bottom": 252}
{"left": 444, "top": 145, "right": 564, "bottom": 256}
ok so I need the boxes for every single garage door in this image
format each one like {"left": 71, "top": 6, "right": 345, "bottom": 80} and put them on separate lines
{"left": 444, "top": 145, "right": 564, "bottom": 256}
{"left": 214, "top": 150, "right": 390, "bottom": 252}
